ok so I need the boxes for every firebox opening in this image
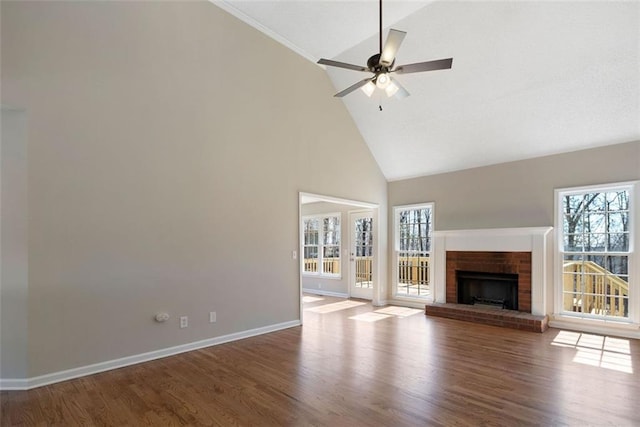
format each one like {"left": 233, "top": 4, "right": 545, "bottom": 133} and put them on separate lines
{"left": 456, "top": 271, "right": 519, "bottom": 310}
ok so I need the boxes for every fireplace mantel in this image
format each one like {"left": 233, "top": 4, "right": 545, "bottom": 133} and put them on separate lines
{"left": 433, "top": 227, "right": 553, "bottom": 315}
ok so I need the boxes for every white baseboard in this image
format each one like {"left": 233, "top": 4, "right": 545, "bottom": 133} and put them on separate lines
{"left": 386, "top": 298, "right": 430, "bottom": 310}
{"left": 0, "top": 378, "right": 29, "bottom": 390}
{"left": 0, "top": 320, "right": 301, "bottom": 391}
{"left": 302, "top": 288, "right": 348, "bottom": 298}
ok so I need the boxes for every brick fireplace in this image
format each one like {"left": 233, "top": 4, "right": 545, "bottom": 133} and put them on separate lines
{"left": 426, "top": 227, "right": 553, "bottom": 332}
{"left": 446, "top": 251, "right": 532, "bottom": 312}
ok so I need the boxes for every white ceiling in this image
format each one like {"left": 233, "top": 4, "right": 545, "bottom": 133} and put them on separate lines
{"left": 214, "top": 1, "right": 640, "bottom": 181}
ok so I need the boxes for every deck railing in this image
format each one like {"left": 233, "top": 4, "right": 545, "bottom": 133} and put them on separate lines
{"left": 303, "top": 257, "right": 429, "bottom": 285}
{"left": 303, "top": 257, "right": 372, "bottom": 290}
{"left": 563, "top": 261, "right": 629, "bottom": 317}
{"left": 303, "top": 259, "right": 340, "bottom": 274}
{"left": 354, "top": 257, "right": 373, "bottom": 284}
{"left": 398, "top": 256, "right": 430, "bottom": 286}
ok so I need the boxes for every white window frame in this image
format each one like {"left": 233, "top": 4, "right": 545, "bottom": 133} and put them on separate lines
{"left": 554, "top": 181, "right": 639, "bottom": 324}
{"left": 302, "top": 213, "right": 342, "bottom": 279}
{"left": 392, "top": 203, "right": 435, "bottom": 300}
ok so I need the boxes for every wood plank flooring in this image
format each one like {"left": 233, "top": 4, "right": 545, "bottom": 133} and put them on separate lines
{"left": 2, "top": 294, "right": 640, "bottom": 426}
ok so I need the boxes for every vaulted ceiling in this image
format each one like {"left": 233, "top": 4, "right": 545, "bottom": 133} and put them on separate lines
{"left": 214, "top": 1, "right": 640, "bottom": 181}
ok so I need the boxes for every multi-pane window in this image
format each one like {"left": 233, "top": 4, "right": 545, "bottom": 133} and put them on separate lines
{"left": 303, "top": 218, "right": 319, "bottom": 273}
{"left": 394, "top": 204, "right": 433, "bottom": 298}
{"left": 303, "top": 214, "right": 341, "bottom": 276}
{"left": 558, "top": 185, "right": 633, "bottom": 320}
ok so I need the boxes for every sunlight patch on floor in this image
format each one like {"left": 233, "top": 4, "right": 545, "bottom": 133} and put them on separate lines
{"left": 302, "top": 296, "right": 325, "bottom": 303}
{"left": 551, "top": 331, "right": 633, "bottom": 373}
{"left": 603, "top": 336, "right": 631, "bottom": 354}
{"left": 551, "top": 331, "right": 581, "bottom": 347}
{"left": 304, "top": 300, "right": 366, "bottom": 314}
{"left": 374, "top": 306, "right": 423, "bottom": 318}
{"left": 349, "top": 312, "right": 392, "bottom": 322}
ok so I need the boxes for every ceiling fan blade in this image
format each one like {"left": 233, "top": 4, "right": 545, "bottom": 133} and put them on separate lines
{"left": 318, "top": 58, "right": 367, "bottom": 72}
{"left": 394, "top": 58, "right": 453, "bottom": 74}
{"left": 380, "top": 29, "right": 407, "bottom": 67}
{"left": 388, "top": 77, "right": 410, "bottom": 99}
{"left": 334, "top": 78, "right": 374, "bottom": 98}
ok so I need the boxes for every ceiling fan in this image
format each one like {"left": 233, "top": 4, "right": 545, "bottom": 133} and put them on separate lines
{"left": 317, "top": 0, "right": 453, "bottom": 99}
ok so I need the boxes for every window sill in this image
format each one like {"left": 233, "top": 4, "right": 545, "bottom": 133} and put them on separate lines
{"left": 549, "top": 314, "right": 640, "bottom": 339}
{"left": 302, "top": 273, "right": 343, "bottom": 280}
{"left": 387, "top": 295, "right": 432, "bottom": 309}
{"left": 393, "top": 293, "right": 431, "bottom": 301}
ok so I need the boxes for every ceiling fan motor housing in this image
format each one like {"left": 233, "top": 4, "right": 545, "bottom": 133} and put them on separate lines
{"left": 367, "top": 53, "right": 394, "bottom": 74}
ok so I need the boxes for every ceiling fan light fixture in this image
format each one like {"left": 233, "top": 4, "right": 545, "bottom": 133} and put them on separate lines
{"left": 375, "top": 73, "right": 391, "bottom": 89}
{"left": 385, "top": 80, "right": 399, "bottom": 97}
{"left": 361, "top": 81, "right": 376, "bottom": 97}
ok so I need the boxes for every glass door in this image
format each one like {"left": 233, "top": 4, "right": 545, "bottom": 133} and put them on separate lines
{"left": 349, "top": 211, "right": 374, "bottom": 300}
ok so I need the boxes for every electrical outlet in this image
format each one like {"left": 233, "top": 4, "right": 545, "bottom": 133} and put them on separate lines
{"left": 155, "top": 312, "right": 170, "bottom": 323}
{"left": 180, "top": 316, "right": 188, "bottom": 328}
{"left": 209, "top": 311, "right": 216, "bottom": 323}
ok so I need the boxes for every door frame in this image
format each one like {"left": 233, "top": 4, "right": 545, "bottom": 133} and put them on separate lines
{"left": 298, "top": 192, "right": 380, "bottom": 324}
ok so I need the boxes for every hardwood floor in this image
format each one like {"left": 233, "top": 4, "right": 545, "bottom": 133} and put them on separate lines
{"left": 3, "top": 294, "right": 640, "bottom": 426}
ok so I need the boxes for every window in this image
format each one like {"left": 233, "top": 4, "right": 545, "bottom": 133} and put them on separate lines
{"left": 303, "top": 218, "right": 319, "bottom": 273}
{"left": 394, "top": 204, "right": 434, "bottom": 298}
{"left": 303, "top": 214, "right": 341, "bottom": 277}
{"left": 556, "top": 183, "right": 637, "bottom": 322}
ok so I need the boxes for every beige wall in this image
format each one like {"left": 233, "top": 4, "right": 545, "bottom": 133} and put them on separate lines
{"left": 389, "top": 141, "right": 640, "bottom": 231}
{"left": 0, "top": 1, "right": 387, "bottom": 378}
{"left": 1, "top": 108, "right": 29, "bottom": 379}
